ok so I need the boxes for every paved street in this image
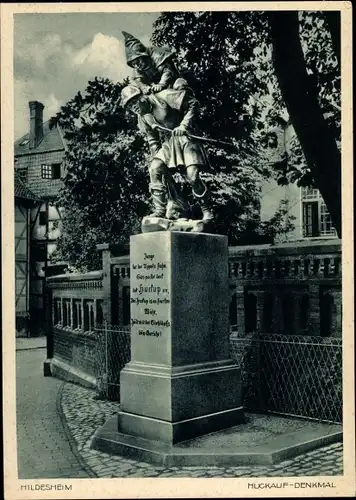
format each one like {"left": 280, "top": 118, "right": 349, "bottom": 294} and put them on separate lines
{"left": 16, "top": 348, "right": 343, "bottom": 479}
{"left": 16, "top": 348, "right": 90, "bottom": 479}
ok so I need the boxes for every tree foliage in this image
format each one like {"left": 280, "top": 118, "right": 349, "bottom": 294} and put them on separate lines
{"left": 152, "top": 10, "right": 341, "bottom": 224}
{"left": 46, "top": 9, "right": 342, "bottom": 269}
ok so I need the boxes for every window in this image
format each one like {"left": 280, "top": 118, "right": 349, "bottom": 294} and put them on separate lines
{"left": 320, "top": 201, "right": 336, "bottom": 236}
{"left": 302, "top": 187, "right": 319, "bottom": 200}
{"left": 52, "top": 163, "right": 61, "bottom": 179}
{"left": 301, "top": 188, "right": 336, "bottom": 238}
{"left": 41, "top": 164, "right": 52, "bottom": 179}
{"left": 303, "top": 201, "right": 319, "bottom": 237}
{"left": 39, "top": 210, "right": 47, "bottom": 226}
{"left": 41, "top": 163, "right": 61, "bottom": 180}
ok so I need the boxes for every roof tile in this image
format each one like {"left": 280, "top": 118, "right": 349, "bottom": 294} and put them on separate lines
{"left": 14, "top": 121, "right": 66, "bottom": 156}
{"left": 14, "top": 172, "right": 42, "bottom": 201}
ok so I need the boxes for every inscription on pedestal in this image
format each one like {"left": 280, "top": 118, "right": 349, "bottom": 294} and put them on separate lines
{"left": 130, "top": 235, "right": 174, "bottom": 365}
{"left": 131, "top": 252, "right": 171, "bottom": 338}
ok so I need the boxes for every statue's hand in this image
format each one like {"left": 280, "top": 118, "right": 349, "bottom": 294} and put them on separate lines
{"left": 142, "top": 86, "right": 152, "bottom": 95}
{"left": 151, "top": 83, "right": 165, "bottom": 93}
{"left": 172, "top": 125, "right": 188, "bottom": 137}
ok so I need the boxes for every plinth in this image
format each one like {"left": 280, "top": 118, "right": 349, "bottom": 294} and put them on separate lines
{"left": 119, "top": 231, "right": 243, "bottom": 445}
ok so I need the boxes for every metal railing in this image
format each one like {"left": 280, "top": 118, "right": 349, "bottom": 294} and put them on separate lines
{"left": 94, "top": 323, "right": 131, "bottom": 401}
{"left": 92, "top": 324, "right": 342, "bottom": 423}
{"left": 230, "top": 332, "right": 342, "bottom": 423}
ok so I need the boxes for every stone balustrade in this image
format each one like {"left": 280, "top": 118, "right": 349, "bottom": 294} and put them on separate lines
{"left": 47, "top": 270, "right": 104, "bottom": 333}
{"left": 45, "top": 270, "right": 105, "bottom": 386}
{"left": 45, "top": 239, "right": 341, "bottom": 389}
{"left": 227, "top": 240, "right": 341, "bottom": 337}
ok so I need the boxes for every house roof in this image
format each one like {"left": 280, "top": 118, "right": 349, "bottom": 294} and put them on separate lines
{"left": 14, "top": 171, "right": 42, "bottom": 202}
{"left": 14, "top": 121, "right": 66, "bottom": 156}
{"left": 24, "top": 178, "right": 63, "bottom": 200}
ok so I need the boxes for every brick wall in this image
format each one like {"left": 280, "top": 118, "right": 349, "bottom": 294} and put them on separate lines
{"left": 15, "top": 150, "right": 64, "bottom": 199}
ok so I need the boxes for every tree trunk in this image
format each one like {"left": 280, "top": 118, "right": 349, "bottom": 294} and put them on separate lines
{"left": 324, "top": 11, "right": 341, "bottom": 66}
{"left": 268, "top": 11, "right": 341, "bottom": 237}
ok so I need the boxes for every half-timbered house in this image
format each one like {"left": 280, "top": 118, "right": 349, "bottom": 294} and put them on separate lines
{"left": 15, "top": 172, "right": 42, "bottom": 337}
{"left": 15, "top": 101, "right": 67, "bottom": 336}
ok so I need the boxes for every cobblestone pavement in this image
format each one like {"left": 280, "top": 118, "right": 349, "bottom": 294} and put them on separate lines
{"left": 61, "top": 382, "right": 344, "bottom": 478}
{"left": 16, "top": 349, "right": 90, "bottom": 479}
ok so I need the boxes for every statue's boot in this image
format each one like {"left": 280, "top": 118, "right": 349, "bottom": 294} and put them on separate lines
{"left": 148, "top": 183, "right": 167, "bottom": 218}
{"left": 193, "top": 182, "right": 214, "bottom": 222}
{"left": 165, "top": 171, "right": 190, "bottom": 220}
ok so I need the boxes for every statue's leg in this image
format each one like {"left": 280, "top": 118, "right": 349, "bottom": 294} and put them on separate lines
{"left": 165, "top": 169, "right": 190, "bottom": 220}
{"left": 186, "top": 165, "right": 214, "bottom": 222}
{"left": 148, "top": 160, "right": 168, "bottom": 218}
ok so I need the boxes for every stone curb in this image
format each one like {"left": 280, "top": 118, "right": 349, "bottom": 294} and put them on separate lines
{"left": 16, "top": 346, "right": 47, "bottom": 352}
{"left": 56, "top": 382, "right": 98, "bottom": 478}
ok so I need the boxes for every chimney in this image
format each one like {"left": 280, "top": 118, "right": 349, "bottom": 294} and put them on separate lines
{"left": 29, "top": 101, "right": 44, "bottom": 149}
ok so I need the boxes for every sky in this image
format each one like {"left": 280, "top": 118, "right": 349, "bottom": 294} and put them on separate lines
{"left": 14, "top": 12, "right": 160, "bottom": 139}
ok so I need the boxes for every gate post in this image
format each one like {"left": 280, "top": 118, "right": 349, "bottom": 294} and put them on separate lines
{"left": 43, "top": 280, "right": 53, "bottom": 376}
{"left": 97, "top": 244, "right": 113, "bottom": 325}
{"left": 309, "top": 284, "right": 320, "bottom": 335}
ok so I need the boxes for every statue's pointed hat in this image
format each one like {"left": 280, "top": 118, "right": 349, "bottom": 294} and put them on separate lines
{"left": 122, "top": 31, "right": 149, "bottom": 67}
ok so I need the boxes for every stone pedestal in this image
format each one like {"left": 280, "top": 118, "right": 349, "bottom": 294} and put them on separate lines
{"left": 118, "top": 231, "right": 243, "bottom": 444}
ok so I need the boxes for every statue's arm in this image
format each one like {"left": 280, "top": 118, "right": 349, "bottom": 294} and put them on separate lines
{"left": 156, "top": 61, "right": 177, "bottom": 90}
{"left": 132, "top": 69, "right": 152, "bottom": 94}
{"left": 178, "top": 92, "right": 200, "bottom": 132}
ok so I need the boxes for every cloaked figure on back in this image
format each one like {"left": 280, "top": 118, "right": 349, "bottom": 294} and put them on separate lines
{"left": 122, "top": 31, "right": 180, "bottom": 95}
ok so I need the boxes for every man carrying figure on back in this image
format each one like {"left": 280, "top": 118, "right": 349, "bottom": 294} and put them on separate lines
{"left": 121, "top": 78, "right": 213, "bottom": 225}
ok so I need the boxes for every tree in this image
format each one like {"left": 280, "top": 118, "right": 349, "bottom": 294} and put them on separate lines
{"left": 50, "top": 16, "right": 306, "bottom": 270}
{"left": 268, "top": 11, "right": 341, "bottom": 236}
{"left": 49, "top": 78, "right": 149, "bottom": 271}
{"left": 151, "top": 10, "right": 341, "bottom": 235}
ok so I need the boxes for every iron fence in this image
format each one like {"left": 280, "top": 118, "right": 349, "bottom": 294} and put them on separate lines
{"left": 230, "top": 333, "right": 342, "bottom": 423}
{"left": 93, "top": 324, "right": 342, "bottom": 423}
{"left": 94, "top": 323, "right": 131, "bottom": 401}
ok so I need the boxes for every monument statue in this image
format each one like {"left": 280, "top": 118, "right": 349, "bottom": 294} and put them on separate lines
{"left": 121, "top": 33, "right": 214, "bottom": 233}
{"left": 91, "top": 32, "right": 243, "bottom": 463}
{"left": 121, "top": 80, "right": 214, "bottom": 232}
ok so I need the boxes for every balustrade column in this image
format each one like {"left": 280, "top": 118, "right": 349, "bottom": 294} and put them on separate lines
{"left": 235, "top": 285, "right": 245, "bottom": 334}
{"left": 255, "top": 291, "right": 265, "bottom": 333}
{"left": 79, "top": 299, "right": 83, "bottom": 330}
{"left": 70, "top": 299, "right": 74, "bottom": 329}
{"left": 272, "top": 293, "right": 283, "bottom": 334}
{"left": 308, "top": 284, "right": 320, "bottom": 335}
{"left": 93, "top": 300, "right": 98, "bottom": 329}
{"left": 333, "top": 290, "right": 342, "bottom": 337}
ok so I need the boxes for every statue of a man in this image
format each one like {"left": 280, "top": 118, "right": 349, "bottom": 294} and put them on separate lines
{"left": 121, "top": 79, "right": 213, "bottom": 225}
{"left": 122, "top": 31, "right": 180, "bottom": 95}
